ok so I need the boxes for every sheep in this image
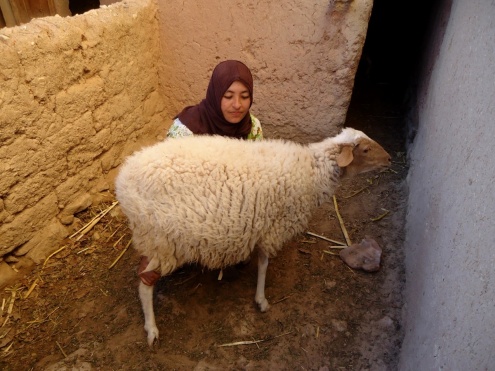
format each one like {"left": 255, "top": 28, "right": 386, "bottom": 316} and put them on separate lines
{"left": 114, "top": 127, "right": 391, "bottom": 346}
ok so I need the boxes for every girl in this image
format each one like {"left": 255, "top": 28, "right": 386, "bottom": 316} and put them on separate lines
{"left": 167, "top": 59, "right": 263, "bottom": 140}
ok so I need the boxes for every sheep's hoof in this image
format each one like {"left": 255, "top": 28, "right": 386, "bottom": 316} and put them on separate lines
{"left": 146, "top": 326, "right": 159, "bottom": 347}
{"left": 256, "top": 298, "right": 270, "bottom": 312}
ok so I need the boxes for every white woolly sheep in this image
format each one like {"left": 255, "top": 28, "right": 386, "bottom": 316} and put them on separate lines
{"left": 115, "top": 127, "right": 391, "bottom": 346}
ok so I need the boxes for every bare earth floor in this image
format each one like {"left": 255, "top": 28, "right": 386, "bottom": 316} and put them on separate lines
{"left": 0, "top": 86, "right": 408, "bottom": 370}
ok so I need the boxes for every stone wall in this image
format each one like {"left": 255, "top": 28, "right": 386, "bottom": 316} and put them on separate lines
{"left": 0, "top": 0, "right": 167, "bottom": 274}
{"left": 157, "top": 0, "right": 373, "bottom": 142}
{"left": 399, "top": 0, "right": 495, "bottom": 369}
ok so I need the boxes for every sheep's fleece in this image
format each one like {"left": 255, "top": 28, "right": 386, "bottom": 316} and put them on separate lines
{"left": 115, "top": 128, "right": 391, "bottom": 345}
{"left": 116, "top": 134, "right": 343, "bottom": 273}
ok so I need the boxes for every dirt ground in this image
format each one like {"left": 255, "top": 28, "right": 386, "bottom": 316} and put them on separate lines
{"left": 0, "top": 84, "right": 408, "bottom": 370}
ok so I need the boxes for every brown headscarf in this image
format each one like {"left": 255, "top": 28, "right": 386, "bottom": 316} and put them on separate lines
{"left": 175, "top": 60, "right": 254, "bottom": 138}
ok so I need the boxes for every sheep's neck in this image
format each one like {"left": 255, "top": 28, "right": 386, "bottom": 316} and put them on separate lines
{"left": 312, "top": 153, "right": 342, "bottom": 206}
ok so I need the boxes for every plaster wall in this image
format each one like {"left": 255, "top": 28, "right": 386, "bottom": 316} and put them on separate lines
{"left": 400, "top": 0, "right": 495, "bottom": 368}
{"left": 156, "top": 0, "right": 373, "bottom": 142}
{"left": 0, "top": 0, "right": 167, "bottom": 270}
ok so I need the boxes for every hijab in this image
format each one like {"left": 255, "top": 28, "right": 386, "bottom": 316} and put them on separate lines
{"left": 176, "top": 60, "right": 254, "bottom": 138}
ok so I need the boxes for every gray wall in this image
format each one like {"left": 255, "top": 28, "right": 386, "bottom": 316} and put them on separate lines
{"left": 400, "top": 0, "right": 495, "bottom": 369}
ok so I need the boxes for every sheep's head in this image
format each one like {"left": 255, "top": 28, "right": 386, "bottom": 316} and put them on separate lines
{"left": 336, "top": 130, "right": 391, "bottom": 177}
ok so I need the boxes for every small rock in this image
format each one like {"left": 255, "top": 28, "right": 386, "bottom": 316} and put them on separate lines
{"left": 21, "top": 222, "right": 69, "bottom": 263}
{"left": 59, "top": 215, "right": 74, "bottom": 225}
{"left": 324, "top": 280, "right": 337, "bottom": 290}
{"left": 331, "top": 319, "right": 348, "bottom": 332}
{"left": 0, "top": 262, "right": 19, "bottom": 289}
{"left": 376, "top": 315, "right": 394, "bottom": 328}
{"left": 4, "top": 255, "right": 19, "bottom": 263}
{"left": 43, "top": 348, "right": 91, "bottom": 371}
{"left": 339, "top": 236, "right": 382, "bottom": 272}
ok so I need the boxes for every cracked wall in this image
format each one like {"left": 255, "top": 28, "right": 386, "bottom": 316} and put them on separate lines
{"left": 0, "top": 0, "right": 167, "bottom": 269}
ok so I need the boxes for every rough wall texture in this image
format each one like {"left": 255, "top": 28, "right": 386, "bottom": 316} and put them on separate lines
{"left": 0, "top": 0, "right": 167, "bottom": 268}
{"left": 400, "top": 0, "right": 495, "bottom": 369}
{"left": 0, "top": 0, "right": 371, "bottom": 284}
{"left": 157, "top": 0, "right": 373, "bottom": 142}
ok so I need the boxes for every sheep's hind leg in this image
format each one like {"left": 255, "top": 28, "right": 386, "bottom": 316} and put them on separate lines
{"left": 138, "top": 256, "right": 160, "bottom": 347}
{"left": 139, "top": 282, "right": 159, "bottom": 346}
{"left": 255, "top": 248, "right": 270, "bottom": 312}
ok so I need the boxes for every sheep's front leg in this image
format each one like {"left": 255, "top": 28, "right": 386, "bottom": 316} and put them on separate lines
{"left": 139, "top": 282, "right": 159, "bottom": 346}
{"left": 255, "top": 248, "right": 270, "bottom": 312}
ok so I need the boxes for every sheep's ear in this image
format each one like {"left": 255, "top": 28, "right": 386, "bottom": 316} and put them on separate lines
{"left": 337, "top": 145, "right": 354, "bottom": 167}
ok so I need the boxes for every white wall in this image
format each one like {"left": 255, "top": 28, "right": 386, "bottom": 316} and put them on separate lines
{"left": 400, "top": 0, "right": 495, "bottom": 369}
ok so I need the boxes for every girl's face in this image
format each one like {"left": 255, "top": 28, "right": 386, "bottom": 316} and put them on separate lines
{"left": 221, "top": 81, "right": 251, "bottom": 124}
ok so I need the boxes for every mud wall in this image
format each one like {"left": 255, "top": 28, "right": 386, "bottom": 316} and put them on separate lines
{"left": 0, "top": 0, "right": 372, "bottom": 285}
{"left": 400, "top": 0, "right": 495, "bottom": 368}
{"left": 0, "top": 0, "right": 167, "bottom": 273}
{"left": 157, "top": 0, "right": 373, "bottom": 142}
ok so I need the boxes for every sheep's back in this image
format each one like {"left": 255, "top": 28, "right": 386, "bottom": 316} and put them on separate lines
{"left": 115, "top": 135, "right": 317, "bottom": 270}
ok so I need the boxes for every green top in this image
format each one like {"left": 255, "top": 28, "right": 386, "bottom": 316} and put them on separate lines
{"left": 166, "top": 114, "right": 263, "bottom": 141}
